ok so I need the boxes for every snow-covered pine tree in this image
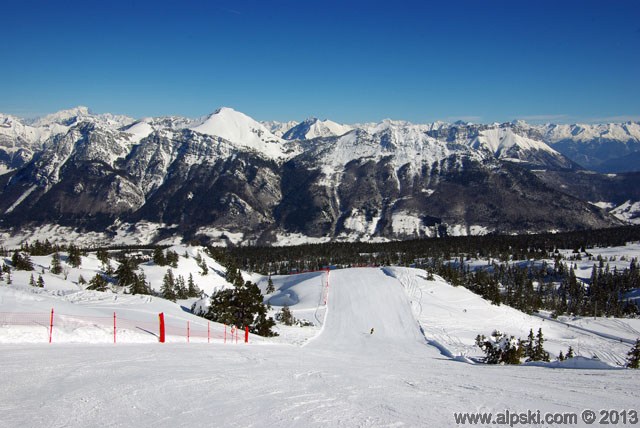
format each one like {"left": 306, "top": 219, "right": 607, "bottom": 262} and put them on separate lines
{"left": 36, "top": 274, "right": 45, "bottom": 288}
{"left": 627, "top": 339, "right": 640, "bottom": 369}
{"left": 475, "top": 330, "right": 523, "bottom": 364}
{"left": 279, "top": 305, "right": 295, "bottom": 326}
{"left": 29, "top": 274, "right": 36, "bottom": 287}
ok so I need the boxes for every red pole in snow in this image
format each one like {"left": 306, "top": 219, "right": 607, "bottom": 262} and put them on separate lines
{"left": 49, "top": 308, "right": 54, "bottom": 343}
{"left": 245, "top": 326, "right": 249, "bottom": 343}
{"left": 158, "top": 312, "right": 165, "bottom": 343}
{"left": 113, "top": 312, "right": 117, "bottom": 344}
{"left": 187, "top": 321, "right": 190, "bottom": 343}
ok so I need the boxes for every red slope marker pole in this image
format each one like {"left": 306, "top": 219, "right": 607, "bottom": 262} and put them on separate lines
{"left": 158, "top": 312, "right": 165, "bottom": 343}
{"left": 245, "top": 326, "right": 249, "bottom": 343}
{"left": 113, "top": 312, "right": 117, "bottom": 344}
{"left": 49, "top": 308, "right": 54, "bottom": 343}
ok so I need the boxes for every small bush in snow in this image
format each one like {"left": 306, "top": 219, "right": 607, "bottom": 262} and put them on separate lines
{"left": 475, "top": 330, "right": 523, "bottom": 364}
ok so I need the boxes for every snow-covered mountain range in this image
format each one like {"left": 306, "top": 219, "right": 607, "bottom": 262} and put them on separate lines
{"left": 0, "top": 106, "right": 638, "bottom": 245}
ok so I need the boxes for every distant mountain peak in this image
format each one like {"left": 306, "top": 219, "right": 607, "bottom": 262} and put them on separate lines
{"left": 190, "top": 107, "right": 287, "bottom": 159}
{"left": 283, "top": 117, "right": 352, "bottom": 140}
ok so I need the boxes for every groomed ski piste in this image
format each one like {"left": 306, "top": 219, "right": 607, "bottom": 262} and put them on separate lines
{"left": 1, "top": 247, "right": 640, "bottom": 427}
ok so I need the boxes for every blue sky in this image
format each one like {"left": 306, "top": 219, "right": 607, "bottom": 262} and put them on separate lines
{"left": 2, "top": 0, "right": 639, "bottom": 124}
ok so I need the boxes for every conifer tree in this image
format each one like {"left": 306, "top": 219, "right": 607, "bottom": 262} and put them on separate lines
{"left": 187, "top": 273, "right": 201, "bottom": 297}
{"left": 96, "top": 249, "right": 110, "bottom": 266}
{"left": 29, "top": 274, "right": 36, "bottom": 287}
{"left": 195, "top": 253, "right": 208, "bottom": 275}
{"left": 37, "top": 274, "right": 45, "bottom": 288}
{"left": 627, "top": 339, "right": 640, "bottom": 369}
{"left": 50, "top": 252, "right": 62, "bottom": 275}
{"left": 566, "top": 346, "right": 575, "bottom": 359}
{"left": 266, "top": 276, "right": 275, "bottom": 294}
{"left": 130, "top": 270, "right": 151, "bottom": 295}
{"left": 87, "top": 274, "right": 108, "bottom": 291}
{"left": 524, "top": 329, "right": 535, "bottom": 360}
{"left": 161, "top": 269, "right": 177, "bottom": 301}
{"left": 153, "top": 247, "right": 166, "bottom": 266}
{"left": 206, "top": 261, "right": 276, "bottom": 336}
{"left": 115, "top": 256, "right": 137, "bottom": 289}
{"left": 533, "top": 328, "right": 550, "bottom": 362}
{"left": 176, "top": 275, "right": 188, "bottom": 299}
{"left": 67, "top": 245, "right": 82, "bottom": 268}
{"left": 104, "top": 260, "right": 114, "bottom": 276}
{"left": 165, "top": 250, "right": 179, "bottom": 268}
{"left": 11, "top": 251, "right": 33, "bottom": 271}
{"left": 279, "top": 305, "right": 295, "bottom": 326}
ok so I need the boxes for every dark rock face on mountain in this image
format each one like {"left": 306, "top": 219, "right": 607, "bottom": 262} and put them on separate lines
{"left": 0, "top": 107, "right": 635, "bottom": 245}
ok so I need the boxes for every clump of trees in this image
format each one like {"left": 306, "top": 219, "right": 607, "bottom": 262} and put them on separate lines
{"left": 475, "top": 331, "right": 523, "bottom": 364}
{"left": 160, "top": 269, "right": 201, "bottom": 301}
{"left": 11, "top": 251, "right": 33, "bottom": 271}
{"left": 204, "top": 260, "right": 276, "bottom": 336}
{"left": 476, "top": 328, "right": 549, "bottom": 365}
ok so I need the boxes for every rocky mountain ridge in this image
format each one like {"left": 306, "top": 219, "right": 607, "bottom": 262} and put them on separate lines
{"left": 0, "top": 107, "right": 637, "bottom": 245}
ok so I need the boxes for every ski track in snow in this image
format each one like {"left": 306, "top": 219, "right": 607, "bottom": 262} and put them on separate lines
{"left": 2, "top": 267, "right": 640, "bottom": 427}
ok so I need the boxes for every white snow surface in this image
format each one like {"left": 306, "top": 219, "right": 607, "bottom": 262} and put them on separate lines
{"left": 611, "top": 200, "right": 640, "bottom": 224}
{"left": 472, "top": 127, "right": 559, "bottom": 157}
{"left": 1, "top": 265, "right": 639, "bottom": 427}
{"left": 190, "top": 107, "right": 289, "bottom": 159}
{"left": 541, "top": 122, "right": 640, "bottom": 144}
{"left": 283, "top": 117, "right": 353, "bottom": 140}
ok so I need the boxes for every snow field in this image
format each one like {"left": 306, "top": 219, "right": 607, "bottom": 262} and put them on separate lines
{"left": 0, "top": 245, "right": 264, "bottom": 344}
{"left": 2, "top": 265, "right": 640, "bottom": 427}
{"left": 386, "top": 267, "right": 636, "bottom": 366}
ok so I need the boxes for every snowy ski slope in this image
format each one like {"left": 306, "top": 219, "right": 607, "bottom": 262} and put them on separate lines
{"left": 2, "top": 252, "right": 640, "bottom": 426}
